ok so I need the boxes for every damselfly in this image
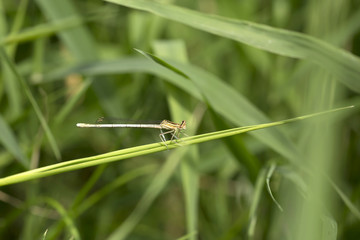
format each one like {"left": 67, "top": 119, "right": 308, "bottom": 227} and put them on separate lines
{"left": 76, "top": 119, "right": 187, "bottom": 147}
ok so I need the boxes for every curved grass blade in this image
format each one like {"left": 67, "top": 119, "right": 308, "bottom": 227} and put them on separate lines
{"left": 135, "top": 48, "right": 190, "bottom": 79}
{"left": 266, "top": 163, "right": 284, "bottom": 212}
{"left": 0, "top": 106, "right": 352, "bottom": 187}
{"left": 105, "top": 0, "right": 360, "bottom": 92}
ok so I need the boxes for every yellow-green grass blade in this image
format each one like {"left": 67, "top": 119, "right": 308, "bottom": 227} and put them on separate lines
{"left": 0, "top": 106, "right": 352, "bottom": 187}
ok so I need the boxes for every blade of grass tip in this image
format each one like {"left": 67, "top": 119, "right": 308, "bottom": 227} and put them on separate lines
{"left": 266, "top": 163, "right": 284, "bottom": 212}
{"left": 0, "top": 115, "right": 29, "bottom": 168}
{"left": 0, "top": 47, "right": 61, "bottom": 160}
{"left": 106, "top": 0, "right": 360, "bottom": 92}
{"left": 43, "top": 198, "right": 81, "bottom": 240}
{"left": 42, "top": 229, "right": 48, "bottom": 240}
{"left": 134, "top": 48, "right": 190, "bottom": 79}
{"left": 0, "top": 105, "right": 353, "bottom": 187}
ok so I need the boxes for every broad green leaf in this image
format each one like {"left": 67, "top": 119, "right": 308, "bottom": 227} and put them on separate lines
{"left": 105, "top": 0, "right": 360, "bottom": 92}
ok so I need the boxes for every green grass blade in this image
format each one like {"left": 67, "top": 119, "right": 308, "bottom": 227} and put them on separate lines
{"left": 248, "top": 168, "right": 267, "bottom": 239}
{"left": 129, "top": 51, "right": 299, "bottom": 162}
{"left": 266, "top": 163, "right": 283, "bottom": 212}
{"left": 43, "top": 57, "right": 202, "bottom": 99}
{"left": 43, "top": 198, "right": 80, "bottom": 240}
{"left": 47, "top": 165, "right": 156, "bottom": 238}
{"left": 36, "top": 0, "right": 97, "bottom": 62}
{"left": 76, "top": 164, "right": 156, "bottom": 216}
{"left": 0, "top": 114, "right": 28, "bottom": 168}
{"left": 44, "top": 57, "right": 298, "bottom": 162}
{"left": 107, "top": 148, "right": 187, "bottom": 240}
{"left": 135, "top": 48, "right": 190, "bottom": 79}
{"left": 0, "top": 106, "right": 352, "bottom": 187}
{"left": 44, "top": 55, "right": 358, "bottom": 168}
{"left": 328, "top": 178, "right": 360, "bottom": 219}
{"left": 0, "top": 16, "right": 84, "bottom": 46}
{"left": 153, "top": 40, "right": 200, "bottom": 240}
{"left": 0, "top": 47, "right": 61, "bottom": 160}
{"left": 105, "top": 0, "right": 360, "bottom": 92}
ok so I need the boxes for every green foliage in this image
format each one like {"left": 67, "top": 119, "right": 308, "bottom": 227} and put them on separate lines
{"left": 0, "top": 0, "right": 359, "bottom": 239}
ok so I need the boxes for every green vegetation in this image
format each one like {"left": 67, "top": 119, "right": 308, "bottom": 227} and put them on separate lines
{"left": 0, "top": 0, "right": 359, "bottom": 239}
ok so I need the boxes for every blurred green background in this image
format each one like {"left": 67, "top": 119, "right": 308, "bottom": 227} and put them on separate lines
{"left": 0, "top": 0, "right": 360, "bottom": 239}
